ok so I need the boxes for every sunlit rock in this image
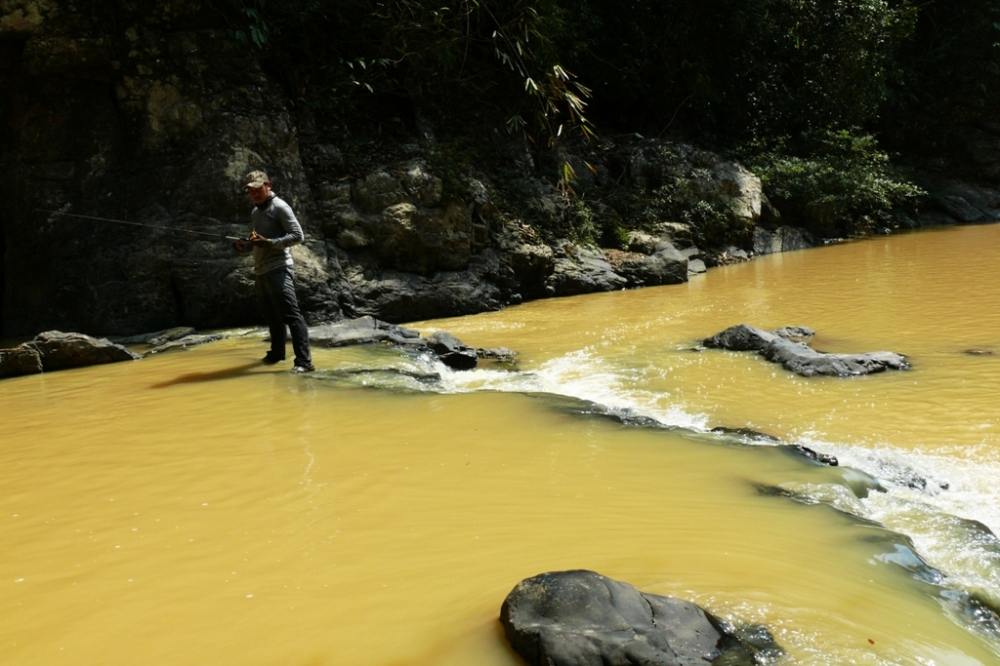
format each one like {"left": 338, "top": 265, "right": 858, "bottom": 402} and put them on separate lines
{"left": 704, "top": 323, "right": 910, "bottom": 377}
{"left": 752, "top": 225, "right": 815, "bottom": 255}
{"left": 501, "top": 570, "right": 782, "bottom": 666}
{"left": 604, "top": 243, "right": 688, "bottom": 288}
{"left": 424, "top": 331, "right": 477, "bottom": 370}
{"left": 546, "top": 242, "right": 628, "bottom": 296}
{"left": 6, "top": 330, "right": 140, "bottom": 375}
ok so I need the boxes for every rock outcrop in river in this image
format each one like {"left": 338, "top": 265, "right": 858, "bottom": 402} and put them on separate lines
{"left": 703, "top": 324, "right": 910, "bottom": 377}
{"left": 501, "top": 570, "right": 781, "bottom": 666}
{"left": 0, "top": 330, "right": 138, "bottom": 377}
{"left": 0, "top": 317, "right": 509, "bottom": 379}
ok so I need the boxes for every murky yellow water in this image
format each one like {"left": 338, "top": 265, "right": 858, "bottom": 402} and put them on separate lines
{"left": 2, "top": 224, "right": 1000, "bottom": 664}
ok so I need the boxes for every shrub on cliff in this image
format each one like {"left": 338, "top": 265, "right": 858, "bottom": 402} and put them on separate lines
{"left": 749, "top": 130, "right": 924, "bottom": 237}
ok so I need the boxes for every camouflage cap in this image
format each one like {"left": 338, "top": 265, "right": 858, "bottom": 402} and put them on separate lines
{"left": 243, "top": 170, "right": 270, "bottom": 190}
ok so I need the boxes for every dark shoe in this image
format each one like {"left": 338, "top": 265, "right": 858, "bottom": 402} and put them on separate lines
{"left": 262, "top": 353, "right": 285, "bottom": 365}
{"left": 292, "top": 363, "right": 315, "bottom": 373}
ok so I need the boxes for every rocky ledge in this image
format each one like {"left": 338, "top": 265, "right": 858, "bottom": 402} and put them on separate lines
{"left": 0, "top": 317, "right": 515, "bottom": 379}
{"left": 703, "top": 324, "right": 910, "bottom": 377}
{"left": 500, "top": 570, "right": 781, "bottom": 666}
{"left": 308, "top": 315, "right": 515, "bottom": 370}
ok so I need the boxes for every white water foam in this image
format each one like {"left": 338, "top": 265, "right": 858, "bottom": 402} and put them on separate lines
{"left": 793, "top": 437, "right": 1000, "bottom": 610}
{"left": 348, "top": 348, "right": 1000, "bottom": 633}
{"left": 435, "top": 349, "right": 711, "bottom": 431}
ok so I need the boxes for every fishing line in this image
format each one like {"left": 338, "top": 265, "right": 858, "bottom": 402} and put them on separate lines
{"left": 37, "top": 209, "right": 245, "bottom": 241}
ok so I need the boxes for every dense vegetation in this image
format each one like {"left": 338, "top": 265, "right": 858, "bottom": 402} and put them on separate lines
{"left": 216, "top": 0, "right": 1000, "bottom": 238}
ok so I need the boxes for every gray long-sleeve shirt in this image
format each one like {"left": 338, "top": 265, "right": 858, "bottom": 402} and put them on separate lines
{"left": 250, "top": 194, "right": 304, "bottom": 275}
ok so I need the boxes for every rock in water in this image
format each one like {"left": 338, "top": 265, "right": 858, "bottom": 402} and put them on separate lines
{"left": 24, "top": 331, "right": 139, "bottom": 372}
{"left": 500, "top": 570, "right": 781, "bottom": 666}
{"left": 425, "top": 331, "right": 478, "bottom": 370}
{"left": 704, "top": 324, "right": 909, "bottom": 377}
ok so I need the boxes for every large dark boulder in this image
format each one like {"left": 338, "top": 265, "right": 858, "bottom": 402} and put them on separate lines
{"left": 704, "top": 324, "right": 910, "bottom": 377}
{"left": 752, "top": 226, "right": 815, "bottom": 255}
{"left": 605, "top": 243, "right": 689, "bottom": 288}
{"left": 501, "top": 570, "right": 780, "bottom": 666}
{"left": 345, "top": 260, "right": 505, "bottom": 323}
{"left": 546, "top": 243, "right": 628, "bottom": 296}
{"left": 3, "top": 330, "right": 140, "bottom": 376}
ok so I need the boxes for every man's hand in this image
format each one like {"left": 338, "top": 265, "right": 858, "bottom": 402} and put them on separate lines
{"left": 249, "top": 230, "right": 273, "bottom": 247}
{"left": 233, "top": 239, "right": 252, "bottom": 252}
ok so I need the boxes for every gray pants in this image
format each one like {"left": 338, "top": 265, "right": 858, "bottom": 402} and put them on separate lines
{"left": 255, "top": 267, "right": 312, "bottom": 366}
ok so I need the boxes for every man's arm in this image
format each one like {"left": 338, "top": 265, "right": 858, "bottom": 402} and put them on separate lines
{"left": 268, "top": 199, "right": 305, "bottom": 248}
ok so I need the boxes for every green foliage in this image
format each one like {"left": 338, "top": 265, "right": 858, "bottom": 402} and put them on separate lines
{"left": 208, "top": 0, "right": 994, "bottom": 241}
{"left": 749, "top": 130, "right": 924, "bottom": 237}
{"left": 558, "top": 0, "right": 917, "bottom": 140}
{"left": 219, "top": 0, "right": 270, "bottom": 49}
{"left": 681, "top": 199, "right": 738, "bottom": 247}
{"left": 600, "top": 219, "right": 629, "bottom": 249}
{"left": 569, "top": 198, "right": 598, "bottom": 244}
{"left": 226, "top": 0, "right": 594, "bottom": 155}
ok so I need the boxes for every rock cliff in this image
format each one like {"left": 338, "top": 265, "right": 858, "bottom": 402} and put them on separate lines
{"left": 2, "top": 2, "right": 996, "bottom": 338}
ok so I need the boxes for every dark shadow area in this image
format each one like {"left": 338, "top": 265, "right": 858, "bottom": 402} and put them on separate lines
{"left": 150, "top": 360, "right": 263, "bottom": 388}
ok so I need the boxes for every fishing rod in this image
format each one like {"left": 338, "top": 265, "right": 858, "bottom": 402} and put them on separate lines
{"left": 37, "top": 209, "right": 246, "bottom": 241}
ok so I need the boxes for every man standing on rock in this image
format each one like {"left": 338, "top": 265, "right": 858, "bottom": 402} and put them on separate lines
{"left": 233, "top": 170, "right": 314, "bottom": 373}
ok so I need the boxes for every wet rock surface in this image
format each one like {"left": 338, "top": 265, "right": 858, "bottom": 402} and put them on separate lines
{"left": 308, "top": 316, "right": 516, "bottom": 370}
{"left": 500, "top": 570, "right": 781, "bottom": 666}
{"left": 144, "top": 333, "right": 225, "bottom": 356}
{"left": 781, "top": 444, "right": 839, "bottom": 467}
{"left": 309, "top": 316, "right": 424, "bottom": 349}
{"left": 704, "top": 324, "right": 910, "bottom": 377}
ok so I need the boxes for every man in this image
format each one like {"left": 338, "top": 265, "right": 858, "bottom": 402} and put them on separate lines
{"left": 234, "top": 170, "right": 314, "bottom": 372}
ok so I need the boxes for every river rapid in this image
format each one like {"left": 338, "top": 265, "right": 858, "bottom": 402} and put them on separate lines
{"left": 3, "top": 224, "right": 1000, "bottom": 664}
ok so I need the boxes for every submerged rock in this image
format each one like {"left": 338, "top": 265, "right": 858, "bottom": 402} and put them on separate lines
{"left": 710, "top": 426, "right": 780, "bottom": 443}
{"left": 781, "top": 443, "right": 839, "bottom": 467}
{"left": 145, "top": 333, "right": 224, "bottom": 356}
{"left": 501, "top": 570, "right": 781, "bottom": 666}
{"left": 111, "top": 326, "right": 197, "bottom": 346}
{"left": 963, "top": 348, "right": 995, "bottom": 356}
{"left": 704, "top": 324, "right": 910, "bottom": 377}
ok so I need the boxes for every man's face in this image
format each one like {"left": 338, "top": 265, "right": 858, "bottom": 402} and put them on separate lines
{"left": 246, "top": 182, "right": 271, "bottom": 205}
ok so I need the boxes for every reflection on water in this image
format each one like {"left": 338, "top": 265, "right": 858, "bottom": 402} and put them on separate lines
{"left": 2, "top": 224, "right": 1000, "bottom": 664}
